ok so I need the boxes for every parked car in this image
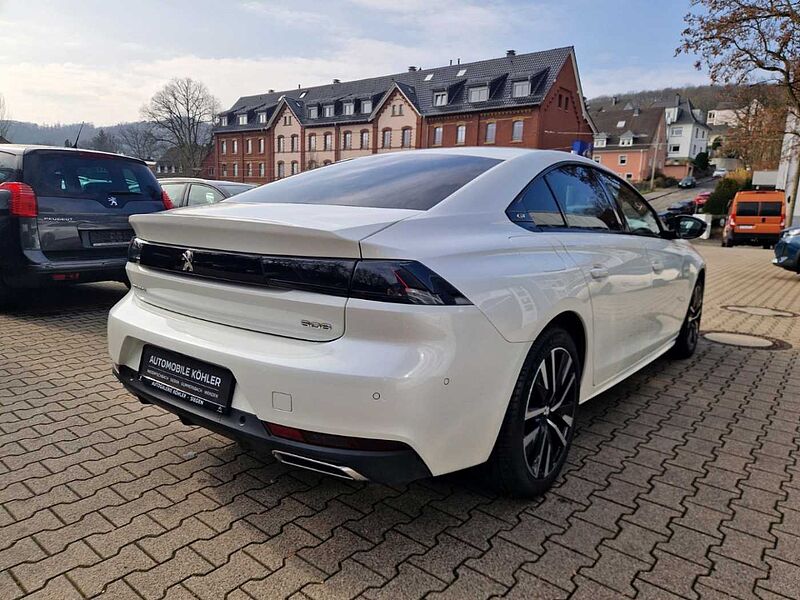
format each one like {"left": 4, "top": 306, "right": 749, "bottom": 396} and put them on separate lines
{"left": 159, "top": 178, "right": 255, "bottom": 207}
{"left": 712, "top": 167, "right": 728, "bottom": 178}
{"left": 0, "top": 145, "right": 171, "bottom": 306}
{"left": 667, "top": 200, "right": 696, "bottom": 215}
{"left": 109, "top": 149, "right": 706, "bottom": 497}
{"left": 693, "top": 191, "right": 711, "bottom": 209}
{"left": 678, "top": 176, "right": 696, "bottom": 189}
{"left": 772, "top": 227, "right": 800, "bottom": 272}
{"left": 721, "top": 190, "right": 785, "bottom": 248}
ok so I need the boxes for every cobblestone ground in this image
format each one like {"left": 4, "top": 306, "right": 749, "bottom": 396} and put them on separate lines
{"left": 1, "top": 243, "right": 799, "bottom": 599}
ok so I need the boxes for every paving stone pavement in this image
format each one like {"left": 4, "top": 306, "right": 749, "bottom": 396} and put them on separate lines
{"left": 1, "top": 242, "right": 799, "bottom": 599}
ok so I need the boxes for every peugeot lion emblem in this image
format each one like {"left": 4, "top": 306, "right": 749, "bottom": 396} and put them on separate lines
{"left": 181, "top": 250, "right": 194, "bottom": 272}
{"left": 107, "top": 196, "right": 118, "bottom": 207}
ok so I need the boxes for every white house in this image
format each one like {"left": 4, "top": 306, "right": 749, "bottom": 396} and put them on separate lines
{"left": 664, "top": 95, "right": 711, "bottom": 161}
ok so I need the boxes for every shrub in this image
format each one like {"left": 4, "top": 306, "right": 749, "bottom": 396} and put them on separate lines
{"left": 693, "top": 151, "right": 710, "bottom": 172}
{"left": 662, "top": 176, "right": 678, "bottom": 187}
{"left": 703, "top": 176, "right": 750, "bottom": 214}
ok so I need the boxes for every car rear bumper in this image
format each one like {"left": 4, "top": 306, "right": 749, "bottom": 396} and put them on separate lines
{"left": 731, "top": 231, "right": 780, "bottom": 244}
{"left": 107, "top": 292, "right": 526, "bottom": 478}
{"left": 2, "top": 253, "right": 127, "bottom": 287}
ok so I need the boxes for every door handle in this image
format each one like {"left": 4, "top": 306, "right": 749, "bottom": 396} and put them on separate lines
{"left": 589, "top": 266, "right": 609, "bottom": 279}
{"left": 651, "top": 261, "right": 664, "bottom": 274}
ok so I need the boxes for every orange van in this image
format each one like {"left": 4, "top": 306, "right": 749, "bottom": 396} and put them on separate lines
{"left": 722, "top": 190, "right": 786, "bottom": 248}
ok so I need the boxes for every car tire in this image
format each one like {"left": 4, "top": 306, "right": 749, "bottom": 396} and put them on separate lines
{"left": 487, "top": 326, "right": 580, "bottom": 498}
{"left": 671, "top": 279, "right": 704, "bottom": 359}
{"left": 0, "top": 279, "right": 16, "bottom": 311}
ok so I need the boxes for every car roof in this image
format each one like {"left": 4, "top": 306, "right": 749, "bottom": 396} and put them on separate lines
{"left": 734, "top": 190, "right": 783, "bottom": 201}
{"left": 159, "top": 177, "right": 255, "bottom": 187}
{"left": 0, "top": 144, "right": 146, "bottom": 164}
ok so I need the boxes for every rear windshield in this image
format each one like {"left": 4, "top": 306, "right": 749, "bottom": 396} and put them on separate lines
{"left": 219, "top": 183, "right": 255, "bottom": 196}
{"left": 23, "top": 151, "right": 161, "bottom": 202}
{"left": 736, "top": 201, "right": 783, "bottom": 217}
{"left": 235, "top": 153, "right": 502, "bottom": 210}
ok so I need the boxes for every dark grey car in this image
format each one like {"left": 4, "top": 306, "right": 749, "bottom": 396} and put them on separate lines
{"left": 0, "top": 145, "right": 170, "bottom": 305}
{"left": 159, "top": 178, "right": 256, "bottom": 207}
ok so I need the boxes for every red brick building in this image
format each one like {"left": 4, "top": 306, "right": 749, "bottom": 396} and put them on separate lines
{"left": 211, "top": 47, "right": 594, "bottom": 185}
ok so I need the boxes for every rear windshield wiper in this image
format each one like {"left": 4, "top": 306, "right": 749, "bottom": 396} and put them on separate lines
{"left": 105, "top": 190, "right": 140, "bottom": 195}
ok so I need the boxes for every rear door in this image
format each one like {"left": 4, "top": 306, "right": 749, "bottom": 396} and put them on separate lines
{"left": 734, "top": 201, "right": 760, "bottom": 232}
{"left": 757, "top": 199, "right": 784, "bottom": 236}
{"left": 22, "top": 150, "right": 164, "bottom": 261}
{"left": 545, "top": 164, "right": 654, "bottom": 385}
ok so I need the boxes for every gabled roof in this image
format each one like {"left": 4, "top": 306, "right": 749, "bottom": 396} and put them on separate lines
{"left": 590, "top": 106, "right": 664, "bottom": 150}
{"left": 215, "top": 47, "right": 577, "bottom": 132}
{"left": 369, "top": 80, "right": 422, "bottom": 120}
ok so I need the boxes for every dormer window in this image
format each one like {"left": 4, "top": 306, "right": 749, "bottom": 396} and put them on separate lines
{"left": 323, "top": 104, "right": 334, "bottom": 117}
{"left": 238, "top": 115, "right": 247, "bottom": 125}
{"left": 361, "top": 99, "right": 372, "bottom": 113}
{"left": 512, "top": 80, "right": 530, "bottom": 98}
{"left": 343, "top": 102, "right": 354, "bottom": 115}
{"left": 219, "top": 115, "right": 227, "bottom": 126}
{"left": 594, "top": 138, "right": 606, "bottom": 148}
{"left": 433, "top": 91, "right": 448, "bottom": 106}
{"left": 468, "top": 86, "right": 489, "bottom": 103}
{"left": 620, "top": 137, "right": 633, "bottom": 146}
{"left": 308, "top": 106, "right": 319, "bottom": 119}
{"left": 258, "top": 112, "right": 267, "bottom": 124}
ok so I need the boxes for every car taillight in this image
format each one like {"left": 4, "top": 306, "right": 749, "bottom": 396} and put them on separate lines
{"left": 0, "top": 182, "right": 38, "bottom": 217}
{"left": 350, "top": 260, "right": 471, "bottom": 305}
{"left": 161, "top": 190, "right": 174, "bottom": 210}
{"left": 780, "top": 216, "right": 785, "bottom": 228}
{"left": 729, "top": 216, "right": 736, "bottom": 228}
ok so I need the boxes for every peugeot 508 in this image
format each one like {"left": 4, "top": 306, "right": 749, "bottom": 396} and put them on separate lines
{"left": 108, "top": 148, "right": 706, "bottom": 496}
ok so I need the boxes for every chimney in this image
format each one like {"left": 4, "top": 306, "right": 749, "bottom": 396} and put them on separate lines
{"left": 457, "top": 58, "right": 461, "bottom": 64}
{"left": 333, "top": 78, "right": 341, "bottom": 84}
{"left": 408, "top": 66, "right": 417, "bottom": 72}
{"left": 611, "top": 96, "right": 618, "bottom": 106}
{"left": 449, "top": 59, "right": 453, "bottom": 66}
{"left": 506, "top": 49, "right": 516, "bottom": 57}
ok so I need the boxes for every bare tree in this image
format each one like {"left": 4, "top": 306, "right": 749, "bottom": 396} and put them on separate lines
{"left": 721, "top": 85, "right": 788, "bottom": 169}
{"left": 141, "top": 78, "right": 219, "bottom": 174}
{"left": 117, "top": 122, "right": 163, "bottom": 160}
{"left": 0, "top": 94, "right": 11, "bottom": 140}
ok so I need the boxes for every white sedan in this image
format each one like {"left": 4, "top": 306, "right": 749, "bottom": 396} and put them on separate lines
{"left": 108, "top": 148, "right": 706, "bottom": 497}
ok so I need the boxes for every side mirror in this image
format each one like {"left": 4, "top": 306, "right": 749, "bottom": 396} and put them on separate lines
{"left": 673, "top": 215, "right": 707, "bottom": 240}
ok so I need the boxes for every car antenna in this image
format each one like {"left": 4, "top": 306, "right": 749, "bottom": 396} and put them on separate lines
{"left": 72, "top": 122, "right": 85, "bottom": 148}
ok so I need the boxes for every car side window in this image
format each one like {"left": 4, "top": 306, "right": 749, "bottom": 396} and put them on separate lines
{"left": 0, "top": 151, "right": 16, "bottom": 183}
{"left": 187, "top": 184, "right": 224, "bottom": 206}
{"left": 596, "top": 171, "right": 661, "bottom": 236}
{"left": 506, "top": 177, "right": 566, "bottom": 228}
{"left": 544, "top": 165, "right": 623, "bottom": 231}
{"left": 160, "top": 183, "right": 187, "bottom": 206}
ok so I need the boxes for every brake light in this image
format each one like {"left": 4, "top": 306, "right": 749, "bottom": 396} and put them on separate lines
{"left": 0, "top": 182, "right": 38, "bottom": 217}
{"left": 161, "top": 190, "right": 174, "bottom": 210}
{"left": 780, "top": 216, "right": 785, "bottom": 228}
{"left": 729, "top": 216, "right": 736, "bottom": 228}
{"left": 350, "top": 260, "right": 471, "bottom": 305}
{"left": 263, "top": 421, "right": 409, "bottom": 451}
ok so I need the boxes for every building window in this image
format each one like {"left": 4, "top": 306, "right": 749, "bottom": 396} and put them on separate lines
{"left": 433, "top": 126, "right": 443, "bottom": 146}
{"left": 618, "top": 155, "right": 628, "bottom": 165}
{"left": 671, "top": 127, "right": 683, "bottom": 136}
{"left": 468, "top": 86, "right": 489, "bottom": 102}
{"left": 512, "top": 120, "right": 524, "bottom": 141}
{"left": 625, "top": 173, "right": 633, "bottom": 181}
{"left": 616, "top": 120, "right": 626, "bottom": 128}
{"left": 233, "top": 163, "right": 239, "bottom": 176}
{"left": 219, "top": 115, "right": 227, "bottom": 126}
{"left": 208, "top": 166, "right": 214, "bottom": 176}
{"left": 238, "top": 115, "right": 247, "bottom": 125}
{"left": 557, "top": 93, "right": 563, "bottom": 108}
{"left": 283, "top": 115, "right": 292, "bottom": 126}
{"left": 564, "top": 96, "right": 569, "bottom": 110}
{"left": 456, "top": 125, "right": 466, "bottom": 145}
{"left": 620, "top": 137, "right": 632, "bottom": 146}
{"left": 360, "top": 100, "right": 371, "bottom": 114}
{"left": 324, "top": 132, "right": 332, "bottom": 151}
{"left": 594, "top": 138, "right": 606, "bottom": 148}
{"left": 485, "top": 122, "right": 496, "bottom": 144}
{"left": 291, "top": 161, "right": 299, "bottom": 175}
{"left": 277, "top": 161, "right": 285, "bottom": 178}
{"left": 246, "top": 139, "right": 252, "bottom": 154}
{"left": 259, "top": 138, "right": 264, "bottom": 153}
{"left": 221, "top": 140, "right": 227, "bottom": 155}
{"left": 401, "top": 128, "right": 411, "bottom": 148}
{"left": 277, "top": 136, "right": 285, "bottom": 153}
{"left": 258, "top": 112, "right": 267, "bottom": 124}
{"left": 221, "top": 163, "right": 227, "bottom": 177}
{"left": 360, "top": 130, "right": 369, "bottom": 149}
{"left": 433, "top": 92, "right": 448, "bottom": 106}
{"left": 343, "top": 131, "right": 352, "bottom": 149}
{"left": 323, "top": 105, "right": 334, "bottom": 117}
{"left": 391, "top": 104, "right": 404, "bottom": 116}
{"left": 232, "top": 140, "right": 238, "bottom": 154}
{"left": 259, "top": 162, "right": 265, "bottom": 177}
{"left": 670, "top": 144, "right": 681, "bottom": 153}
{"left": 512, "top": 80, "right": 530, "bottom": 97}
{"left": 171, "top": 165, "right": 176, "bottom": 173}
{"left": 343, "top": 102, "right": 354, "bottom": 115}
{"left": 593, "top": 155, "right": 601, "bottom": 163}
{"left": 156, "top": 165, "right": 161, "bottom": 173}
{"left": 290, "top": 134, "right": 299, "bottom": 152}
{"left": 382, "top": 129, "right": 391, "bottom": 148}
{"left": 247, "top": 163, "right": 252, "bottom": 176}
{"left": 308, "top": 134, "right": 316, "bottom": 151}
{"left": 308, "top": 106, "right": 319, "bottom": 119}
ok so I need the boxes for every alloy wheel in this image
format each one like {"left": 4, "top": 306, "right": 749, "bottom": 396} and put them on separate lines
{"left": 522, "top": 347, "right": 577, "bottom": 479}
{"left": 686, "top": 284, "right": 703, "bottom": 349}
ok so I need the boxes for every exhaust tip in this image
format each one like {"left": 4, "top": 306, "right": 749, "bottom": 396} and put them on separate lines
{"left": 272, "top": 450, "right": 367, "bottom": 481}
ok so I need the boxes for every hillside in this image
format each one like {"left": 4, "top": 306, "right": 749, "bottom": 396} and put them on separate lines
{"left": 588, "top": 84, "right": 741, "bottom": 113}
{"left": 1, "top": 121, "right": 138, "bottom": 147}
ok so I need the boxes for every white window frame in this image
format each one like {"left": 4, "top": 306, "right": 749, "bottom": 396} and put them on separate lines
{"left": 401, "top": 128, "right": 411, "bottom": 148}
{"left": 616, "top": 120, "right": 626, "bottom": 128}
{"left": 360, "top": 130, "right": 369, "bottom": 149}
{"left": 456, "top": 124, "right": 466, "bottom": 145}
{"left": 324, "top": 133, "right": 332, "bottom": 151}
{"left": 485, "top": 122, "right": 496, "bottom": 144}
{"left": 343, "top": 131, "right": 352, "bottom": 149}
{"left": 669, "top": 144, "right": 681, "bottom": 153}
{"left": 433, "top": 126, "right": 443, "bottom": 146}
{"left": 259, "top": 162, "right": 265, "bottom": 177}
{"left": 433, "top": 92, "right": 448, "bottom": 106}
{"left": 512, "top": 80, "right": 530, "bottom": 97}
{"left": 238, "top": 114, "right": 247, "bottom": 125}
{"left": 246, "top": 139, "right": 252, "bottom": 154}
{"left": 512, "top": 120, "right": 523, "bottom": 141}
{"left": 323, "top": 104, "right": 334, "bottom": 117}
{"left": 382, "top": 129, "right": 391, "bottom": 148}
{"left": 233, "top": 163, "right": 238, "bottom": 176}
{"left": 291, "top": 161, "right": 299, "bottom": 175}
{"left": 258, "top": 139, "right": 264, "bottom": 153}
{"left": 221, "top": 140, "right": 227, "bottom": 155}
{"left": 619, "top": 137, "right": 633, "bottom": 147}
{"left": 232, "top": 140, "right": 238, "bottom": 154}
{"left": 618, "top": 154, "right": 628, "bottom": 165}
{"left": 308, "top": 106, "right": 319, "bottom": 119}
{"left": 361, "top": 100, "right": 372, "bottom": 114}
{"left": 258, "top": 112, "right": 267, "bottom": 124}
{"left": 594, "top": 138, "right": 606, "bottom": 148}
{"left": 468, "top": 86, "right": 489, "bottom": 103}
{"left": 247, "top": 162, "right": 252, "bottom": 176}
{"left": 671, "top": 127, "right": 683, "bottom": 136}
{"left": 308, "top": 134, "right": 316, "bottom": 151}
{"left": 277, "top": 162, "right": 285, "bottom": 178}
{"left": 343, "top": 102, "right": 354, "bottom": 115}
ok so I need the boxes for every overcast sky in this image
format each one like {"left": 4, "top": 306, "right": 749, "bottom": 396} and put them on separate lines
{"left": 0, "top": 0, "right": 709, "bottom": 126}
